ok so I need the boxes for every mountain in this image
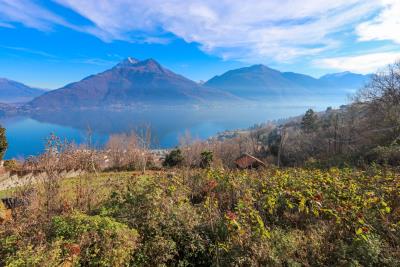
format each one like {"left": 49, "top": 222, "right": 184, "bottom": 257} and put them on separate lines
{"left": 0, "top": 78, "right": 45, "bottom": 103}
{"left": 318, "top": 71, "right": 372, "bottom": 90}
{"left": 205, "top": 65, "right": 371, "bottom": 98}
{"left": 205, "top": 65, "right": 308, "bottom": 96}
{"left": 27, "top": 58, "right": 235, "bottom": 110}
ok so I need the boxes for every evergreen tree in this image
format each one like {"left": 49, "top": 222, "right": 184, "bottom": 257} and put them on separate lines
{"left": 163, "top": 149, "right": 184, "bottom": 167}
{"left": 200, "top": 150, "right": 213, "bottom": 168}
{"left": 0, "top": 125, "right": 7, "bottom": 161}
{"left": 301, "top": 109, "right": 318, "bottom": 132}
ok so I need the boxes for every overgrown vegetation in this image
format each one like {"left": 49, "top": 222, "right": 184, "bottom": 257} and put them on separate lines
{"left": 163, "top": 148, "right": 184, "bottom": 167}
{"left": 0, "top": 124, "right": 7, "bottom": 161}
{"left": 1, "top": 167, "right": 399, "bottom": 266}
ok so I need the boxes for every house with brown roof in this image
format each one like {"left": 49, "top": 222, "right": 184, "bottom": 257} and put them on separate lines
{"left": 234, "top": 153, "right": 266, "bottom": 169}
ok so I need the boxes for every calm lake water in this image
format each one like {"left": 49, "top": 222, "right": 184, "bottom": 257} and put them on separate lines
{"left": 1, "top": 96, "right": 349, "bottom": 159}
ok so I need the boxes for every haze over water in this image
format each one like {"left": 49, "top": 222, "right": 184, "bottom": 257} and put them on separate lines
{"left": 1, "top": 96, "right": 347, "bottom": 159}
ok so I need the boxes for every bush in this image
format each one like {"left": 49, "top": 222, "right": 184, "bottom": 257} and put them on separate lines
{"left": 101, "top": 175, "right": 210, "bottom": 266}
{"left": 3, "top": 159, "right": 20, "bottom": 172}
{"left": 0, "top": 212, "right": 139, "bottom": 266}
{"left": 163, "top": 149, "right": 184, "bottom": 167}
{"left": 0, "top": 125, "right": 7, "bottom": 161}
{"left": 200, "top": 150, "right": 213, "bottom": 168}
{"left": 2, "top": 167, "right": 399, "bottom": 266}
{"left": 50, "top": 212, "right": 139, "bottom": 266}
{"left": 365, "top": 145, "right": 400, "bottom": 165}
{"left": 4, "top": 241, "right": 64, "bottom": 267}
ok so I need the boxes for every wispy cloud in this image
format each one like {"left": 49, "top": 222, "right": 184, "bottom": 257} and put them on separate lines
{"left": 0, "top": 0, "right": 68, "bottom": 31}
{"left": 356, "top": 0, "right": 400, "bottom": 44}
{"left": 0, "top": 21, "right": 13, "bottom": 28}
{"left": 0, "top": 45, "right": 56, "bottom": 58}
{"left": 0, "top": 0, "right": 398, "bottom": 69}
{"left": 315, "top": 52, "right": 400, "bottom": 74}
{"left": 53, "top": 0, "right": 382, "bottom": 62}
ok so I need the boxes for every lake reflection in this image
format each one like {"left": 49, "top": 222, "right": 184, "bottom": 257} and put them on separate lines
{"left": 1, "top": 97, "right": 349, "bottom": 159}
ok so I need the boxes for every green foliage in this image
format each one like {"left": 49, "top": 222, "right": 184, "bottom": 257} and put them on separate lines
{"left": 1, "top": 167, "right": 400, "bottom": 266}
{"left": 5, "top": 241, "right": 63, "bottom": 267}
{"left": 301, "top": 108, "right": 318, "bottom": 132}
{"left": 200, "top": 150, "right": 213, "bottom": 168}
{"left": 0, "top": 125, "right": 7, "bottom": 161}
{"left": 3, "top": 159, "right": 20, "bottom": 171}
{"left": 50, "top": 212, "right": 138, "bottom": 266}
{"left": 163, "top": 148, "right": 184, "bottom": 167}
{"left": 0, "top": 213, "right": 138, "bottom": 267}
{"left": 101, "top": 175, "right": 210, "bottom": 266}
{"left": 365, "top": 145, "right": 400, "bottom": 165}
{"left": 102, "top": 168, "right": 400, "bottom": 265}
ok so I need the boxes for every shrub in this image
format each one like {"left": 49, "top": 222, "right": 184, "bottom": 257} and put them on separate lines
{"left": 101, "top": 175, "right": 210, "bottom": 266}
{"left": 3, "top": 159, "right": 20, "bottom": 172}
{"left": 2, "top": 167, "right": 399, "bottom": 266}
{"left": 200, "top": 150, "right": 213, "bottom": 168}
{"left": 0, "top": 125, "right": 7, "bottom": 161}
{"left": 50, "top": 212, "right": 139, "bottom": 266}
{"left": 365, "top": 145, "right": 400, "bottom": 165}
{"left": 4, "top": 241, "right": 63, "bottom": 267}
{"left": 163, "top": 149, "right": 184, "bottom": 167}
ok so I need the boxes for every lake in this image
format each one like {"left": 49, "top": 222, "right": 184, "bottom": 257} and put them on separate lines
{"left": 1, "top": 96, "right": 349, "bottom": 159}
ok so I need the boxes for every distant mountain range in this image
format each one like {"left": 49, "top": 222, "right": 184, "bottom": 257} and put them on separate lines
{"left": 0, "top": 78, "right": 45, "bottom": 103}
{"left": 27, "top": 58, "right": 235, "bottom": 110}
{"left": 205, "top": 65, "right": 371, "bottom": 98}
{"left": 0, "top": 57, "right": 372, "bottom": 111}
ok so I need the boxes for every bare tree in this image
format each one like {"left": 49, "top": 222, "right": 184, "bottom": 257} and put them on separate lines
{"left": 356, "top": 61, "right": 400, "bottom": 144}
{"left": 136, "top": 124, "right": 153, "bottom": 174}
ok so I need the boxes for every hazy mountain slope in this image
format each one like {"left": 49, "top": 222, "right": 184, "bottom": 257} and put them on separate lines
{"left": 205, "top": 65, "right": 371, "bottom": 97}
{"left": 319, "top": 71, "right": 372, "bottom": 91}
{"left": 27, "top": 58, "right": 235, "bottom": 110}
{"left": 205, "top": 65, "right": 307, "bottom": 96}
{"left": 0, "top": 78, "right": 45, "bottom": 103}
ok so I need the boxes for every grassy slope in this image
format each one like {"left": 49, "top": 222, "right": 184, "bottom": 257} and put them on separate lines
{"left": 1, "top": 167, "right": 399, "bottom": 266}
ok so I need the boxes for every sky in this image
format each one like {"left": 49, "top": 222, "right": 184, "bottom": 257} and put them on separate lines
{"left": 0, "top": 0, "right": 399, "bottom": 89}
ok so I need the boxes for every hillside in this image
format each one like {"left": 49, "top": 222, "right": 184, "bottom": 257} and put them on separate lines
{"left": 1, "top": 167, "right": 398, "bottom": 266}
{"left": 205, "top": 65, "right": 371, "bottom": 97}
{"left": 26, "top": 58, "right": 235, "bottom": 110}
{"left": 0, "top": 78, "right": 45, "bottom": 103}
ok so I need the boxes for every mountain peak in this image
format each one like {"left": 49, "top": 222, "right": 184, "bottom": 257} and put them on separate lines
{"left": 27, "top": 57, "right": 235, "bottom": 109}
{"left": 115, "top": 57, "right": 140, "bottom": 68}
{"left": 320, "top": 71, "right": 355, "bottom": 79}
{"left": 140, "top": 58, "right": 161, "bottom": 67}
{"left": 133, "top": 58, "right": 166, "bottom": 73}
{"left": 249, "top": 64, "right": 269, "bottom": 70}
{"left": 113, "top": 57, "right": 165, "bottom": 73}
{"left": 246, "top": 64, "right": 281, "bottom": 74}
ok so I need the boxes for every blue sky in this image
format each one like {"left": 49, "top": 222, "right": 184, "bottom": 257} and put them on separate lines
{"left": 0, "top": 0, "right": 399, "bottom": 89}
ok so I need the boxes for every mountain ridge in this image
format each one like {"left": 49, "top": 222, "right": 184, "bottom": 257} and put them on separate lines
{"left": 0, "top": 78, "right": 45, "bottom": 103}
{"left": 26, "top": 58, "right": 236, "bottom": 110}
{"left": 205, "top": 64, "right": 371, "bottom": 97}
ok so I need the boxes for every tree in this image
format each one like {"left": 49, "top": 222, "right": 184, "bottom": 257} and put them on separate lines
{"left": 0, "top": 125, "right": 7, "bottom": 161}
{"left": 301, "top": 109, "right": 318, "bottom": 132}
{"left": 356, "top": 61, "right": 400, "bottom": 145}
{"left": 163, "top": 149, "right": 184, "bottom": 167}
{"left": 200, "top": 150, "right": 213, "bottom": 168}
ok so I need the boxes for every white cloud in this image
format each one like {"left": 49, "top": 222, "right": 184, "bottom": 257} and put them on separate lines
{"left": 1, "top": 0, "right": 399, "bottom": 65}
{"left": 356, "top": 0, "right": 400, "bottom": 44}
{"left": 54, "top": 0, "right": 385, "bottom": 62}
{"left": 315, "top": 52, "right": 400, "bottom": 73}
{"left": 0, "top": 0, "right": 68, "bottom": 31}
